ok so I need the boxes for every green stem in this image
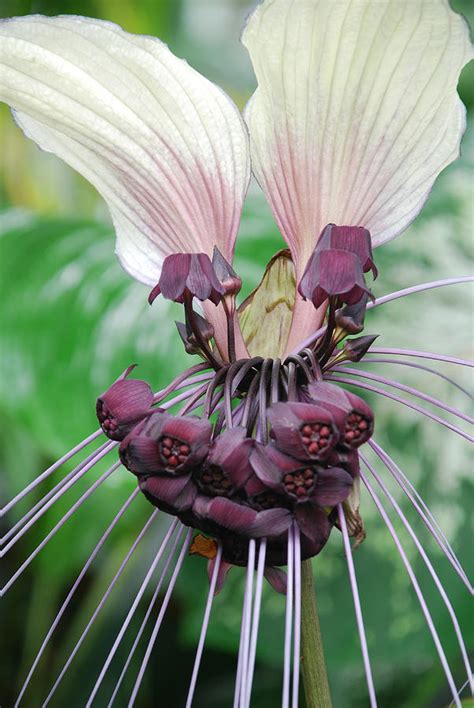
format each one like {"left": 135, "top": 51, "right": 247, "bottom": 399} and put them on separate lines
{"left": 300, "top": 559, "right": 332, "bottom": 708}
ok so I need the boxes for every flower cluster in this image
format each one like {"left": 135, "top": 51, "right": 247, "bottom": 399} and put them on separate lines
{"left": 96, "top": 226, "right": 376, "bottom": 575}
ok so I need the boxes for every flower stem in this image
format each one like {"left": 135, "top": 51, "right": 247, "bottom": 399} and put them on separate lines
{"left": 300, "top": 559, "right": 332, "bottom": 708}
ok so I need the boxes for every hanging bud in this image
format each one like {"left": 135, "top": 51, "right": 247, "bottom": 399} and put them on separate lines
{"left": 176, "top": 313, "right": 215, "bottom": 355}
{"left": 267, "top": 401, "right": 339, "bottom": 461}
{"left": 119, "top": 411, "right": 212, "bottom": 476}
{"left": 96, "top": 367, "right": 154, "bottom": 441}
{"left": 335, "top": 294, "right": 369, "bottom": 334}
{"left": 305, "top": 381, "right": 374, "bottom": 450}
{"left": 317, "top": 223, "right": 377, "bottom": 278}
{"left": 298, "top": 248, "right": 372, "bottom": 309}
{"left": 148, "top": 253, "right": 224, "bottom": 305}
{"left": 342, "top": 335, "right": 379, "bottom": 362}
{"left": 212, "top": 246, "right": 242, "bottom": 297}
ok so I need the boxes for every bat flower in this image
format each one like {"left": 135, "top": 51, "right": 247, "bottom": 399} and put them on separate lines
{"left": 1, "top": 3, "right": 473, "bottom": 708}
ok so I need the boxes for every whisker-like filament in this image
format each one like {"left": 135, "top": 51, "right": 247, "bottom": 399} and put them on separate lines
{"left": 360, "top": 453, "right": 473, "bottom": 694}
{"left": 85, "top": 519, "right": 180, "bottom": 706}
{"left": 1, "top": 428, "right": 103, "bottom": 516}
{"left": 368, "top": 348, "right": 473, "bottom": 368}
{"left": 238, "top": 539, "right": 256, "bottom": 708}
{"left": 282, "top": 529, "right": 294, "bottom": 708}
{"left": 14, "top": 488, "right": 140, "bottom": 708}
{"left": 128, "top": 528, "right": 192, "bottom": 707}
{"left": 354, "top": 357, "right": 472, "bottom": 399}
{"left": 1, "top": 440, "right": 115, "bottom": 550}
{"left": 153, "top": 363, "right": 212, "bottom": 403}
{"left": 292, "top": 526, "right": 301, "bottom": 708}
{"left": 360, "top": 473, "right": 462, "bottom": 707}
{"left": 366, "top": 276, "right": 474, "bottom": 310}
{"left": 1, "top": 461, "right": 121, "bottom": 596}
{"left": 185, "top": 545, "right": 223, "bottom": 708}
{"left": 326, "top": 375, "right": 473, "bottom": 442}
{"left": 108, "top": 524, "right": 186, "bottom": 707}
{"left": 329, "top": 366, "right": 473, "bottom": 423}
{"left": 369, "top": 439, "right": 472, "bottom": 592}
{"left": 337, "top": 505, "right": 377, "bottom": 708}
{"left": 245, "top": 539, "right": 267, "bottom": 708}
{"left": 42, "top": 507, "right": 159, "bottom": 706}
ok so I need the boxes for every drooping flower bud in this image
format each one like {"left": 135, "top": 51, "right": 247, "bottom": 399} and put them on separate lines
{"left": 298, "top": 248, "right": 372, "bottom": 308}
{"left": 119, "top": 411, "right": 212, "bottom": 476}
{"left": 176, "top": 313, "right": 215, "bottom": 356}
{"left": 317, "top": 223, "right": 377, "bottom": 277}
{"left": 305, "top": 381, "right": 374, "bottom": 449}
{"left": 96, "top": 367, "right": 154, "bottom": 441}
{"left": 267, "top": 401, "right": 339, "bottom": 461}
{"left": 212, "top": 246, "right": 242, "bottom": 297}
{"left": 193, "top": 427, "right": 254, "bottom": 497}
{"left": 335, "top": 294, "right": 369, "bottom": 334}
{"left": 148, "top": 253, "right": 224, "bottom": 305}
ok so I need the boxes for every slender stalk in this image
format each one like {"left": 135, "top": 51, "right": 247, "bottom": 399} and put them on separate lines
{"left": 300, "top": 560, "right": 332, "bottom": 708}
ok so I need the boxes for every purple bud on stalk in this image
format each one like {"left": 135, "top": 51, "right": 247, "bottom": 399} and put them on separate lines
{"left": 193, "top": 427, "right": 254, "bottom": 497}
{"left": 267, "top": 401, "right": 339, "bottom": 461}
{"left": 298, "top": 248, "right": 372, "bottom": 309}
{"left": 119, "top": 411, "right": 212, "bottom": 476}
{"left": 335, "top": 294, "right": 370, "bottom": 334}
{"left": 305, "top": 381, "right": 374, "bottom": 449}
{"left": 96, "top": 367, "right": 154, "bottom": 441}
{"left": 342, "top": 335, "right": 379, "bottom": 362}
{"left": 148, "top": 253, "right": 225, "bottom": 305}
{"left": 317, "top": 223, "right": 377, "bottom": 278}
{"left": 212, "top": 246, "right": 242, "bottom": 297}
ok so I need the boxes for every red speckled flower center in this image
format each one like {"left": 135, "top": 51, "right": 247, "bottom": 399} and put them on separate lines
{"left": 344, "top": 413, "right": 370, "bottom": 445}
{"left": 98, "top": 402, "right": 118, "bottom": 434}
{"left": 284, "top": 468, "right": 315, "bottom": 500}
{"left": 160, "top": 436, "right": 190, "bottom": 468}
{"left": 196, "top": 464, "right": 233, "bottom": 496}
{"left": 300, "top": 422, "right": 332, "bottom": 455}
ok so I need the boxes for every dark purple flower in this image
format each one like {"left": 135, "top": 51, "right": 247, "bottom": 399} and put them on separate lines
{"left": 250, "top": 444, "right": 353, "bottom": 507}
{"left": 148, "top": 253, "right": 224, "bottom": 305}
{"left": 267, "top": 401, "right": 339, "bottom": 461}
{"left": 305, "top": 381, "right": 374, "bottom": 449}
{"left": 317, "top": 223, "right": 377, "bottom": 277}
{"left": 193, "top": 427, "right": 254, "bottom": 497}
{"left": 298, "top": 248, "right": 372, "bottom": 308}
{"left": 138, "top": 473, "right": 197, "bottom": 513}
{"left": 119, "top": 411, "right": 212, "bottom": 476}
{"left": 96, "top": 366, "right": 154, "bottom": 441}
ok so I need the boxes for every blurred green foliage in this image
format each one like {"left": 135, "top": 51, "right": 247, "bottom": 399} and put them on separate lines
{"left": 0, "top": 1, "right": 473, "bottom": 707}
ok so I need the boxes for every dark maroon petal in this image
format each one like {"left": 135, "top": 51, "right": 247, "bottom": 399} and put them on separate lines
{"left": 300, "top": 524, "right": 333, "bottom": 557}
{"left": 249, "top": 508, "right": 292, "bottom": 538}
{"left": 249, "top": 443, "right": 292, "bottom": 490}
{"left": 96, "top": 375, "right": 154, "bottom": 441}
{"left": 295, "top": 505, "right": 331, "bottom": 544}
{"left": 185, "top": 253, "right": 224, "bottom": 304}
{"left": 148, "top": 282, "right": 161, "bottom": 305}
{"left": 264, "top": 566, "right": 287, "bottom": 595}
{"left": 208, "top": 558, "right": 234, "bottom": 594}
{"left": 342, "top": 335, "right": 379, "bottom": 362}
{"left": 140, "top": 473, "right": 196, "bottom": 510}
{"left": 158, "top": 253, "right": 191, "bottom": 301}
{"left": 311, "top": 467, "right": 353, "bottom": 506}
{"left": 119, "top": 433, "right": 161, "bottom": 475}
{"left": 299, "top": 247, "right": 372, "bottom": 308}
{"left": 317, "top": 224, "right": 377, "bottom": 278}
{"left": 199, "top": 497, "right": 259, "bottom": 534}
